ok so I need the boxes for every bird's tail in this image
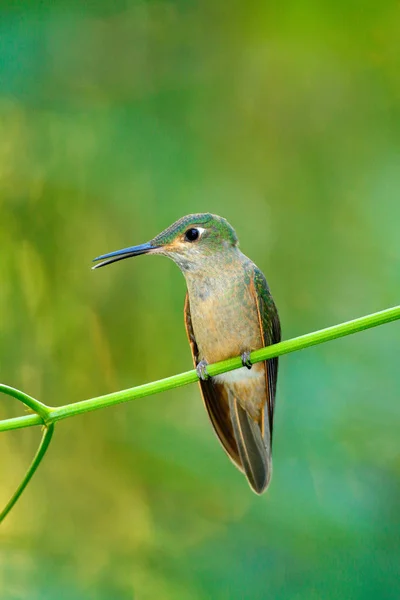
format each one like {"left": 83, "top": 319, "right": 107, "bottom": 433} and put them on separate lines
{"left": 228, "top": 392, "right": 272, "bottom": 494}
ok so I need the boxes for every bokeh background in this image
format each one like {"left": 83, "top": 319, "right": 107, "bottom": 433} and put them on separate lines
{"left": 1, "top": 1, "right": 399, "bottom": 598}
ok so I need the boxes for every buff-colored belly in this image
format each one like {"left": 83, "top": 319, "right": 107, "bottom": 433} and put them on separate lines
{"left": 189, "top": 281, "right": 267, "bottom": 421}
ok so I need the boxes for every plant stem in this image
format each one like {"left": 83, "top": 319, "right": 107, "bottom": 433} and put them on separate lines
{"left": 0, "top": 424, "right": 54, "bottom": 523}
{"left": 0, "top": 304, "right": 399, "bottom": 434}
{"left": 0, "top": 413, "right": 43, "bottom": 431}
{"left": 0, "top": 384, "right": 50, "bottom": 421}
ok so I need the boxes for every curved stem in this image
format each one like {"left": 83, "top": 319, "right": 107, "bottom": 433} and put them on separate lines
{"left": 0, "top": 424, "right": 55, "bottom": 523}
{"left": 0, "top": 304, "right": 398, "bottom": 523}
{"left": 0, "top": 384, "right": 50, "bottom": 423}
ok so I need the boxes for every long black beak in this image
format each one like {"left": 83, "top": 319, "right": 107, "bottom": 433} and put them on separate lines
{"left": 92, "top": 242, "right": 156, "bottom": 269}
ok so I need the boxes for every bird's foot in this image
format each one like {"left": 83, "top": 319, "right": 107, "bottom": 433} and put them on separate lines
{"left": 241, "top": 351, "right": 252, "bottom": 370}
{"left": 196, "top": 359, "right": 210, "bottom": 381}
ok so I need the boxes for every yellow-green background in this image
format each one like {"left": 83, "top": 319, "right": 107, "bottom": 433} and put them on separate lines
{"left": 1, "top": 1, "right": 399, "bottom": 598}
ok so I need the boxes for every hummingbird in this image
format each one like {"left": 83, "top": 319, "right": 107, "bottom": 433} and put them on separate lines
{"left": 93, "top": 214, "right": 281, "bottom": 494}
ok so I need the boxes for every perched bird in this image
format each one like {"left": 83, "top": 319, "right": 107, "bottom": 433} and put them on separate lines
{"left": 93, "top": 214, "right": 281, "bottom": 493}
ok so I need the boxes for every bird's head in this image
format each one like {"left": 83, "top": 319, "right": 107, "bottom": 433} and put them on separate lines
{"left": 92, "top": 213, "right": 239, "bottom": 272}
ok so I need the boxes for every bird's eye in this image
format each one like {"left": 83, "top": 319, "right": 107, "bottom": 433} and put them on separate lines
{"left": 185, "top": 228, "right": 200, "bottom": 242}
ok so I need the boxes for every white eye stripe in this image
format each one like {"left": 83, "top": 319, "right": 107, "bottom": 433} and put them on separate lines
{"left": 196, "top": 227, "right": 206, "bottom": 237}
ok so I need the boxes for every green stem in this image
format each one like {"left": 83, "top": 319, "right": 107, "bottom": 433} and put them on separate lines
{"left": 0, "top": 304, "right": 399, "bottom": 523}
{"left": 0, "top": 413, "right": 43, "bottom": 431}
{"left": 0, "top": 384, "right": 50, "bottom": 422}
{"left": 0, "top": 424, "right": 54, "bottom": 523}
{"left": 0, "top": 304, "right": 399, "bottom": 434}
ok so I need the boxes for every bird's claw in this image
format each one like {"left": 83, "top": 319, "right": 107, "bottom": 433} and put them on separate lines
{"left": 241, "top": 351, "right": 252, "bottom": 370}
{"left": 196, "top": 360, "right": 210, "bottom": 381}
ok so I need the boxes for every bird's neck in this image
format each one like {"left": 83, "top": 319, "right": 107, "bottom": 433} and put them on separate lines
{"left": 183, "top": 249, "right": 250, "bottom": 301}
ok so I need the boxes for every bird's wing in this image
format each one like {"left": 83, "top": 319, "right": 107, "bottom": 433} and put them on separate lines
{"left": 184, "top": 293, "right": 243, "bottom": 472}
{"left": 227, "top": 268, "right": 280, "bottom": 494}
{"left": 249, "top": 266, "right": 281, "bottom": 439}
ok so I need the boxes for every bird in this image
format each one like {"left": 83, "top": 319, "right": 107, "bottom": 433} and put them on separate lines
{"left": 93, "top": 213, "right": 281, "bottom": 494}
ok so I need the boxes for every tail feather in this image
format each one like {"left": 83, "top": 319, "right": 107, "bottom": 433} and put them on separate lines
{"left": 228, "top": 392, "right": 272, "bottom": 494}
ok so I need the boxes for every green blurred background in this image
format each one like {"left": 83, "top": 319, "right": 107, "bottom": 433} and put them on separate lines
{"left": 1, "top": 1, "right": 399, "bottom": 598}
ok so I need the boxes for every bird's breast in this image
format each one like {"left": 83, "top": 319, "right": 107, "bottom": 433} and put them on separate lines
{"left": 187, "top": 273, "right": 263, "bottom": 364}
